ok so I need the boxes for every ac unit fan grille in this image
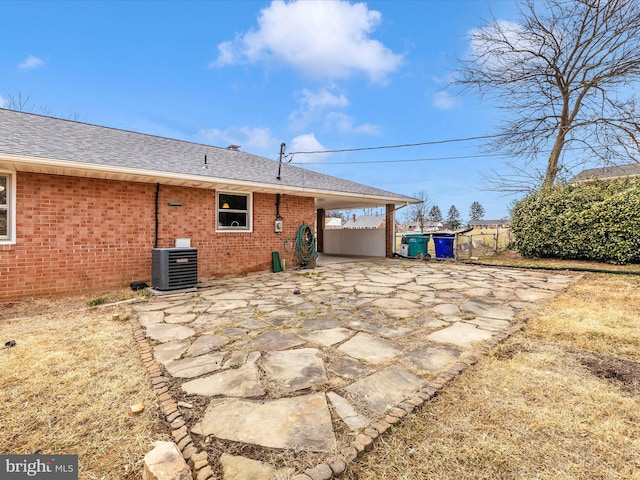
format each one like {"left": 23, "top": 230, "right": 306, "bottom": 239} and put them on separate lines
{"left": 152, "top": 248, "right": 198, "bottom": 290}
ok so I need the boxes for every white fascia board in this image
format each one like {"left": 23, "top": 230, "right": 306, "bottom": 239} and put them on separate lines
{"left": 0, "top": 152, "right": 418, "bottom": 205}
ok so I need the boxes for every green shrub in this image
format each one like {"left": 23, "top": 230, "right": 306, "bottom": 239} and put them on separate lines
{"left": 511, "top": 177, "right": 640, "bottom": 264}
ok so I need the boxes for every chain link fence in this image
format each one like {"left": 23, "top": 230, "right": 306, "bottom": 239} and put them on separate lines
{"left": 455, "top": 228, "right": 513, "bottom": 259}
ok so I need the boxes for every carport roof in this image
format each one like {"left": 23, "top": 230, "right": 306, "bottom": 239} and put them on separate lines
{"left": 0, "top": 108, "right": 419, "bottom": 210}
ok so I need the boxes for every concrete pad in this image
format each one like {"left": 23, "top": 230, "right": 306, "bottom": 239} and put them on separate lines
{"left": 145, "top": 323, "right": 195, "bottom": 343}
{"left": 260, "top": 348, "right": 328, "bottom": 392}
{"left": 460, "top": 299, "right": 515, "bottom": 320}
{"left": 426, "top": 322, "right": 494, "bottom": 349}
{"left": 186, "top": 334, "right": 230, "bottom": 357}
{"left": 297, "top": 327, "right": 353, "bottom": 347}
{"left": 165, "top": 352, "right": 226, "bottom": 378}
{"left": 337, "top": 333, "right": 402, "bottom": 364}
{"left": 251, "top": 331, "right": 304, "bottom": 351}
{"left": 181, "top": 362, "right": 265, "bottom": 397}
{"left": 164, "top": 313, "right": 197, "bottom": 324}
{"left": 326, "top": 392, "right": 371, "bottom": 431}
{"left": 153, "top": 339, "right": 191, "bottom": 366}
{"left": 344, "top": 365, "right": 425, "bottom": 414}
{"left": 402, "top": 345, "right": 461, "bottom": 373}
{"left": 138, "top": 311, "right": 164, "bottom": 326}
{"left": 192, "top": 393, "right": 336, "bottom": 452}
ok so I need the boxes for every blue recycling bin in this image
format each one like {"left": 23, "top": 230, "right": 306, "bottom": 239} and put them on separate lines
{"left": 403, "top": 234, "right": 430, "bottom": 258}
{"left": 433, "top": 234, "right": 455, "bottom": 259}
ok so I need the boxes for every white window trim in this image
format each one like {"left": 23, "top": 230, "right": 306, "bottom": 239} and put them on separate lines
{"left": 0, "top": 170, "right": 16, "bottom": 245}
{"left": 216, "top": 191, "right": 253, "bottom": 233}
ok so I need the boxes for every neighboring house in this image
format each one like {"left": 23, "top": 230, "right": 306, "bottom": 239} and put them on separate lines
{"left": 343, "top": 214, "right": 387, "bottom": 229}
{"left": 468, "top": 220, "right": 511, "bottom": 229}
{"left": 571, "top": 163, "right": 640, "bottom": 183}
{"left": 324, "top": 217, "right": 343, "bottom": 229}
{"left": 403, "top": 221, "right": 442, "bottom": 233}
{"left": 0, "top": 109, "right": 418, "bottom": 300}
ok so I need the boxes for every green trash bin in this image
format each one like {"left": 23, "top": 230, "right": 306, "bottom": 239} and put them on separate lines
{"left": 403, "top": 233, "right": 430, "bottom": 258}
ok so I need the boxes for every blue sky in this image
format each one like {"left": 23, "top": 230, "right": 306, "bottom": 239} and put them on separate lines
{"left": 0, "top": 0, "right": 524, "bottom": 220}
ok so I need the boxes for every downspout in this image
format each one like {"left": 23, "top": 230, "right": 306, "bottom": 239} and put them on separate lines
{"left": 154, "top": 183, "right": 160, "bottom": 248}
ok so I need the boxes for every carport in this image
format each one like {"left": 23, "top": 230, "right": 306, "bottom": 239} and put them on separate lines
{"left": 315, "top": 193, "right": 420, "bottom": 258}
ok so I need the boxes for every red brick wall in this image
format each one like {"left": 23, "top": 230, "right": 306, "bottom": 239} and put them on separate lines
{"left": 0, "top": 172, "right": 315, "bottom": 301}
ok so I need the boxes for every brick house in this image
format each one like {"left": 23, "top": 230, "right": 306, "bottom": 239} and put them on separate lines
{"left": 0, "top": 109, "right": 417, "bottom": 301}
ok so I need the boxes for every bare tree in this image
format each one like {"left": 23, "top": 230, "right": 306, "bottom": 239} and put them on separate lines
{"left": 406, "top": 190, "right": 431, "bottom": 232}
{"left": 454, "top": 0, "right": 640, "bottom": 190}
{"left": 2, "top": 91, "right": 84, "bottom": 121}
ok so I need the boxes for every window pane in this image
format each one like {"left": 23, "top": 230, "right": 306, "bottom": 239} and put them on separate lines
{"left": 219, "top": 194, "right": 247, "bottom": 211}
{"left": 0, "top": 209, "right": 6, "bottom": 237}
{"left": 218, "top": 211, "right": 248, "bottom": 228}
{"left": 0, "top": 176, "right": 6, "bottom": 206}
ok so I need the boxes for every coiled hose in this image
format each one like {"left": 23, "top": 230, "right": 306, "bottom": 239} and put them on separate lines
{"left": 295, "top": 223, "right": 317, "bottom": 269}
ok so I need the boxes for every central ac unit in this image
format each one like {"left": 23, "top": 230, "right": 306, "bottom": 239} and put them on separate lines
{"left": 151, "top": 248, "right": 198, "bottom": 290}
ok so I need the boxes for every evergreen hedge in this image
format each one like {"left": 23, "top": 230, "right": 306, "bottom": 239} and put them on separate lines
{"left": 510, "top": 177, "right": 640, "bottom": 264}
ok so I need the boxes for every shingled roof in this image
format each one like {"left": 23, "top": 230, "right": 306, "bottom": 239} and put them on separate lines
{"left": 572, "top": 163, "right": 640, "bottom": 182}
{"left": 0, "top": 108, "right": 418, "bottom": 210}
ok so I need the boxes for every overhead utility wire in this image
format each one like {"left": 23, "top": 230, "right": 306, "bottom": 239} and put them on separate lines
{"left": 293, "top": 152, "right": 507, "bottom": 165}
{"left": 288, "top": 133, "right": 507, "bottom": 156}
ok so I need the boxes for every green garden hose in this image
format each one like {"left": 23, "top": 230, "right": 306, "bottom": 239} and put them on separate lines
{"left": 295, "top": 223, "right": 317, "bottom": 269}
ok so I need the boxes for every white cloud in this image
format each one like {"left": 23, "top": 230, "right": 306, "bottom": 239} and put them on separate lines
{"left": 433, "top": 91, "right": 461, "bottom": 110}
{"left": 289, "top": 133, "right": 329, "bottom": 163}
{"left": 325, "top": 112, "right": 380, "bottom": 135}
{"left": 288, "top": 86, "right": 379, "bottom": 135}
{"left": 211, "top": 0, "right": 403, "bottom": 82}
{"left": 200, "top": 126, "right": 278, "bottom": 154}
{"left": 18, "top": 55, "right": 45, "bottom": 70}
{"left": 0, "top": 95, "right": 6, "bottom": 108}
{"left": 289, "top": 87, "right": 350, "bottom": 130}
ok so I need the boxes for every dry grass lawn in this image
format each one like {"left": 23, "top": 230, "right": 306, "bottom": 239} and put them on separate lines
{"left": 344, "top": 274, "right": 640, "bottom": 480}
{"left": 0, "top": 291, "right": 169, "bottom": 480}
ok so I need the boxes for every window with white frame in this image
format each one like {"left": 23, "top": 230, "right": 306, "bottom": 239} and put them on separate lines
{"left": 0, "top": 172, "right": 15, "bottom": 243}
{"left": 217, "top": 192, "right": 252, "bottom": 231}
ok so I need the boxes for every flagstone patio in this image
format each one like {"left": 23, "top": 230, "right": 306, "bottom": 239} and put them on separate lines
{"left": 133, "top": 256, "right": 577, "bottom": 479}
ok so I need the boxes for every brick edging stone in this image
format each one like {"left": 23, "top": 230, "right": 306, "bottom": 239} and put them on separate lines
{"left": 131, "top": 318, "right": 213, "bottom": 480}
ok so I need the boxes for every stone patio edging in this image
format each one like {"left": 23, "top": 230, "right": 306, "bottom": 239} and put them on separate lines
{"left": 131, "top": 318, "right": 214, "bottom": 480}
{"left": 131, "top": 310, "right": 527, "bottom": 480}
